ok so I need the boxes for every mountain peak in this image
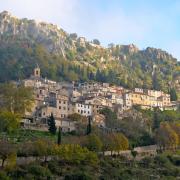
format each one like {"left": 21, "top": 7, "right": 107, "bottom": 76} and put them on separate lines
{"left": 0, "top": 10, "right": 11, "bottom": 15}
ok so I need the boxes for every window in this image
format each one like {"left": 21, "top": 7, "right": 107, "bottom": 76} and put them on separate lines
{"left": 64, "top": 101, "right": 66, "bottom": 104}
{"left": 59, "top": 101, "right": 61, "bottom": 104}
{"left": 59, "top": 106, "right": 61, "bottom": 109}
{"left": 63, "top": 107, "right": 66, "bottom": 110}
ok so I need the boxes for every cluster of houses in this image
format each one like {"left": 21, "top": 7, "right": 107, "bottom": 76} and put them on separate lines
{"left": 22, "top": 66, "right": 177, "bottom": 132}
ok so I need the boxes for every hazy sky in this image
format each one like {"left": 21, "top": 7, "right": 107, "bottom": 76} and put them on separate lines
{"left": 1, "top": 0, "right": 180, "bottom": 60}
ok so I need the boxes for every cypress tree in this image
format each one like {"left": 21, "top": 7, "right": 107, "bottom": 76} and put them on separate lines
{"left": 87, "top": 116, "right": 92, "bottom": 135}
{"left": 153, "top": 108, "right": 160, "bottom": 130}
{"left": 57, "top": 127, "right": 62, "bottom": 145}
{"left": 48, "top": 113, "right": 57, "bottom": 135}
{"left": 170, "top": 88, "right": 178, "bottom": 101}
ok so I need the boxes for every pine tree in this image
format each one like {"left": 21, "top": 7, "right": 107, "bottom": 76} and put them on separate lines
{"left": 57, "top": 127, "right": 62, "bottom": 145}
{"left": 153, "top": 108, "right": 160, "bottom": 130}
{"left": 87, "top": 116, "right": 92, "bottom": 135}
{"left": 170, "top": 88, "right": 178, "bottom": 101}
{"left": 48, "top": 113, "right": 57, "bottom": 135}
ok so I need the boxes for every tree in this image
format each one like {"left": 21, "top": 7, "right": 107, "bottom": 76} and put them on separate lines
{"left": 170, "top": 88, "right": 178, "bottom": 101}
{"left": 131, "top": 150, "right": 138, "bottom": 160}
{"left": 100, "top": 108, "right": 118, "bottom": 128}
{"left": 114, "top": 133, "right": 129, "bottom": 151}
{"left": 77, "top": 46, "right": 86, "bottom": 54}
{"left": 101, "top": 133, "right": 114, "bottom": 154}
{"left": 69, "top": 33, "right": 78, "bottom": 39}
{"left": 93, "top": 39, "right": 101, "bottom": 45}
{"left": 0, "top": 111, "right": 20, "bottom": 133}
{"left": 0, "top": 83, "right": 33, "bottom": 133}
{"left": 34, "top": 139, "right": 55, "bottom": 162}
{"left": 0, "top": 139, "right": 16, "bottom": 168}
{"left": 138, "top": 131, "right": 155, "bottom": 146}
{"left": 48, "top": 113, "right": 57, "bottom": 135}
{"left": 103, "top": 133, "right": 129, "bottom": 155}
{"left": 57, "top": 127, "right": 62, "bottom": 145}
{"left": 170, "top": 122, "right": 180, "bottom": 146}
{"left": 69, "top": 114, "right": 88, "bottom": 135}
{"left": 153, "top": 108, "right": 161, "bottom": 130}
{"left": 86, "top": 117, "right": 92, "bottom": 135}
{"left": 0, "top": 83, "right": 34, "bottom": 115}
{"left": 152, "top": 71, "right": 162, "bottom": 90}
{"left": 57, "top": 144, "right": 98, "bottom": 165}
{"left": 156, "top": 122, "right": 179, "bottom": 150}
{"left": 86, "top": 134, "right": 103, "bottom": 152}
{"left": 68, "top": 113, "right": 84, "bottom": 121}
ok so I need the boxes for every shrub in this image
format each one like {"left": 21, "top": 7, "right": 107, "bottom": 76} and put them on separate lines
{"left": 141, "top": 157, "right": 153, "bottom": 168}
{"left": 65, "top": 171, "right": 92, "bottom": 180}
{"left": 48, "top": 160, "right": 62, "bottom": 176}
{"left": 154, "top": 154, "right": 172, "bottom": 168}
{"left": 28, "top": 164, "right": 51, "bottom": 178}
{"left": 0, "top": 171, "right": 10, "bottom": 180}
{"left": 167, "top": 155, "right": 180, "bottom": 166}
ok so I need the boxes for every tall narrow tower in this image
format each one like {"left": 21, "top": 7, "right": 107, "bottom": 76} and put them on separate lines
{"left": 34, "top": 65, "right": 40, "bottom": 78}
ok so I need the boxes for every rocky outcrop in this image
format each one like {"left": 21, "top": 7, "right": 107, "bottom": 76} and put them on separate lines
{"left": 143, "top": 47, "right": 176, "bottom": 61}
{"left": 0, "top": 11, "right": 72, "bottom": 55}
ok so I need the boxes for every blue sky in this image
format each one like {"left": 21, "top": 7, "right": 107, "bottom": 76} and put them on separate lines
{"left": 1, "top": 0, "right": 180, "bottom": 60}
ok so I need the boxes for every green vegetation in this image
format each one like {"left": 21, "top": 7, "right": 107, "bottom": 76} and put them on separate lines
{"left": 0, "top": 146, "right": 179, "bottom": 179}
{"left": 57, "top": 127, "right": 62, "bottom": 145}
{"left": 86, "top": 117, "right": 92, "bottom": 135}
{"left": 170, "top": 87, "right": 178, "bottom": 101}
{"left": 0, "top": 40, "right": 179, "bottom": 96}
{"left": 0, "top": 12, "right": 179, "bottom": 96}
{"left": 0, "top": 82, "right": 179, "bottom": 179}
{"left": 48, "top": 113, "right": 57, "bottom": 135}
{"left": 93, "top": 39, "right": 101, "bottom": 45}
{"left": 100, "top": 107, "right": 180, "bottom": 149}
{"left": 156, "top": 122, "right": 180, "bottom": 150}
{"left": 86, "top": 134, "right": 103, "bottom": 152}
{"left": 0, "top": 83, "right": 34, "bottom": 115}
{"left": 0, "top": 83, "right": 34, "bottom": 134}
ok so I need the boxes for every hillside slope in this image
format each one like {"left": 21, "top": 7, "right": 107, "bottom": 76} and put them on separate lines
{"left": 0, "top": 11, "right": 179, "bottom": 94}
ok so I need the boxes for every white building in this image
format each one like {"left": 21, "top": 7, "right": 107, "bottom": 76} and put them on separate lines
{"left": 123, "top": 92, "right": 132, "bottom": 109}
{"left": 74, "top": 103, "right": 93, "bottom": 116}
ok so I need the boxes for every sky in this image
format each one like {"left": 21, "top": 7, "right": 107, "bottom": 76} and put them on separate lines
{"left": 1, "top": 0, "right": 180, "bottom": 60}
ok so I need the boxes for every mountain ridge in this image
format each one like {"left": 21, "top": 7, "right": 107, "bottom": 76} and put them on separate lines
{"left": 0, "top": 11, "right": 179, "bottom": 97}
{"left": 0, "top": 10, "right": 177, "bottom": 60}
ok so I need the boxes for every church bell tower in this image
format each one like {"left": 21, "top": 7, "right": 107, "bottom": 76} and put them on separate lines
{"left": 34, "top": 65, "right": 40, "bottom": 78}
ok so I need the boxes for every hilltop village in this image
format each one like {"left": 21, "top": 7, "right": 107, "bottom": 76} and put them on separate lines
{"left": 22, "top": 66, "right": 178, "bottom": 132}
